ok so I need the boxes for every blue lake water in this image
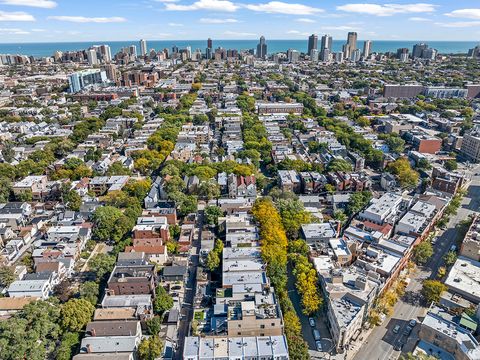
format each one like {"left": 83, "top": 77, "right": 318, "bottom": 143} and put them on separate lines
{"left": 0, "top": 40, "right": 477, "bottom": 57}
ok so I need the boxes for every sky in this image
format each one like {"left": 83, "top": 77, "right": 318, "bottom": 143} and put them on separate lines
{"left": 0, "top": 0, "right": 480, "bottom": 42}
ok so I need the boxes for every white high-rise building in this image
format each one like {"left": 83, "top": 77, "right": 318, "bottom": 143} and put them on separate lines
{"left": 101, "top": 45, "right": 112, "bottom": 62}
{"left": 140, "top": 39, "right": 147, "bottom": 57}
{"left": 87, "top": 49, "right": 99, "bottom": 65}
{"left": 321, "top": 34, "right": 332, "bottom": 52}
{"left": 363, "top": 40, "right": 372, "bottom": 58}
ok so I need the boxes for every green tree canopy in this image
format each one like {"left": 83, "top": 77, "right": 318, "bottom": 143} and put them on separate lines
{"left": 154, "top": 285, "right": 174, "bottom": 316}
{"left": 422, "top": 280, "right": 447, "bottom": 304}
{"left": 61, "top": 298, "right": 95, "bottom": 332}
{"left": 413, "top": 241, "right": 434, "bottom": 265}
{"left": 138, "top": 335, "right": 163, "bottom": 360}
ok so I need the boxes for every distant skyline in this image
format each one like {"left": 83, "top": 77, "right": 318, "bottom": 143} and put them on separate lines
{"left": 0, "top": 0, "right": 479, "bottom": 42}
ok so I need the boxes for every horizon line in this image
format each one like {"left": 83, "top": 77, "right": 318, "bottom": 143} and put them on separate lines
{"left": 0, "top": 39, "right": 478, "bottom": 45}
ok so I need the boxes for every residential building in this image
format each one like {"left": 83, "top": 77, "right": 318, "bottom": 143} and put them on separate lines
{"left": 68, "top": 69, "right": 108, "bottom": 93}
{"left": 419, "top": 306, "right": 480, "bottom": 360}
{"left": 460, "top": 215, "right": 480, "bottom": 261}
{"left": 461, "top": 126, "right": 480, "bottom": 163}
{"left": 183, "top": 335, "right": 289, "bottom": 359}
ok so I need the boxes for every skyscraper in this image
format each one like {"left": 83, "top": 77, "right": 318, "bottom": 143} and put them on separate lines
{"left": 397, "top": 48, "right": 409, "bottom": 62}
{"left": 86, "top": 49, "right": 98, "bottom": 65}
{"left": 287, "top": 49, "right": 299, "bottom": 63}
{"left": 362, "top": 40, "right": 372, "bottom": 58}
{"left": 320, "top": 34, "right": 332, "bottom": 62}
{"left": 412, "top": 43, "right": 428, "bottom": 59}
{"left": 129, "top": 45, "right": 137, "bottom": 58}
{"left": 320, "top": 34, "right": 332, "bottom": 52}
{"left": 308, "top": 34, "right": 318, "bottom": 56}
{"left": 100, "top": 45, "right": 112, "bottom": 63}
{"left": 140, "top": 39, "right": 147, "bottom": 57}
{"left": 206, "top": 38, "right": 213, "bottom": 59}
{"left": 346, "top": 32, "right": 357, "bottom": 58}
{"left": 257, "top": 36, "right": 267, "bottom": 59}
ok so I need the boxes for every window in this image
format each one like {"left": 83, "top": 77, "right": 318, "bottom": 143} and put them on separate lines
{"left": 260, "top": 325, "right": 265, "bottom": 329}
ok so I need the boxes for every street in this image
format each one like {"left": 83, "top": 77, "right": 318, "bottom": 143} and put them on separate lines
{"left": 286, "top": 265, "right": 335, "bottom": 358}
{"left": 353, "top": 165, "right": 480, "bottom": 360}
{"left": 174, "top": 208, "right": 203, "bottom": 360}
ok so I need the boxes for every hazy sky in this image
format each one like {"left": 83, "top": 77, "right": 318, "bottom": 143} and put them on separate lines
{"left": 0, "top": 0, "right": 480, "bottom": 42}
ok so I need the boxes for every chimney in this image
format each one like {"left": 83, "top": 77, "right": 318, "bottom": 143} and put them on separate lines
{"left": 91, "top": 328, "right": 96, "bottom": 337}
{"left": 336, "top": 221, "right": 342, "bottom": 235}
{"left": 86, "top": 344, "right": 92, "bottom": 353}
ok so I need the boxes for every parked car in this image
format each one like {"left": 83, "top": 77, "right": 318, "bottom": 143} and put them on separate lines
{"left": 315, "top": 340, "right": 322, "bottom": 352}
{"left": 431, "top": 237, "right": 437, "bottom": 245}
{"left": 393, "top": 325, "right": 401, "bottom": 334}
{"left": 394, "top": 340, "right": 403, "bottom": 351}
{"left": 450, "top": 244, "right": 457, "bottom": 252}
{"left": 403, "top": 325, "right": 412, "bottom": 336}
{"left": 409, "top": 319, "right": 417, "bottom": 327}
{"left": 309, "top": 318, "right": 316, "bottom": 327}
{"left": 313, "top": 329, "right": 321, "bottom": 341}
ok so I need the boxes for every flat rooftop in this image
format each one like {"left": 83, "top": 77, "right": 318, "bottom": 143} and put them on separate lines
{"left": 445, "top": 256, "right": 480, "bottom": 302}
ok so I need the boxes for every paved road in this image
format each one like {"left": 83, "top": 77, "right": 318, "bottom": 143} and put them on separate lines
{"left": 174, "top": 209, "right": 203, "bottom": 360}
{"left": 353, "top": 165, "right": 480, "bottom": 360}
{"left": 286, "top": 265, "right": 334, "bottom": 358}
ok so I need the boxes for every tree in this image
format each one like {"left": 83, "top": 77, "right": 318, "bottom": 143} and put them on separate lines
{"left": 54, "top": 280, "right": 73, "bottom": 303}
{"left": 197, "top": 180, "right": 220, "bottom": 200}
{"left": 55, "top": 332, "right": 80, "bottom": 360}
{"left": 325, "top": 183, "right": 336, "bottom": 194}
{"left": 0, "top": 178, "right": 11, "bottom": 202}
{"left": 276, "top": 198, "right": 312, "bottom": 239}
{"left": 92, "top": 206, "right": 130, "bottom": 243}
{"left": 291, "top": 254, "right": 322, "bottom": 315}
{"left": 385, "top": 136, "right": 405, "bottom": 154}
{"left": 146, "top": 316, "right": 162, "bottom": 335}
{"left": 16, "top": 189, "right": 32, "bottom": 202}
{"left": 444, "top": 159, "right": 458, "bottom": 171}
{"left": 437, "top": 266, "right": 447, "bottom": 279}
{"left": 88, "top": 253, "right": 116, "bottom": 282}
{"left": 124, "top": 179, "right": 152, "bottom": 200}
{"left": 0, "top": 299, "right": 62, "bottom": 360}
{"left": 401, "top": 353, "right": 438, "bottom": 360}
{"left": 443, "top": 251, "right": 457, "bottom": 267}
{"left": 417, "top": 158, "right": 432, "bottom": 170}
{"left": 61, "top": 298, "right": 95, "bottom": 332}
{"left": 413, "top": 241, "right": 433, "bottom": 265}
{"left": 387, "top": 158, "right": 419, "bottom": 189}
{"left": 206, "top": 239, "right": 223, "bottom": 272}
{"left": 327, "top": 158, "right": 352, "bottom": 172}
{"left": 0, "top": 266, "right": 15, "bottom": 288}
{"left": 61, "top": 184, "right": 82, "bottom": 211}
{"left": 178, "top": 194, "right": 198, "bottom": 217}
{"left": 333, "top": 210, "right": 348, "bottom": 225}
{"left": 346, "top": 191, "right": 372, "bottom": 216}
{"left": 355, "top": 116, "right": 371, "bottom": 127}
{"left": 79, "top": 281, "right": 100, "bottom": 305}
{"left": 106, "top": 161, "right": 132, "bottom": 176}
{"left": 138, "top": 336, "right": 163, "bottom": 360}
{"left": 154, "top": 285, "right": 174, "bottom": 316}
{"left": 422, "top": 280, "right": 447, "bottom": 304}
{"left": 205, "top": 205, "right": 222, "bottom": 226}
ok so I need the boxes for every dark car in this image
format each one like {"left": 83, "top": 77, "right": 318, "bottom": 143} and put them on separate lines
{"left": 403, "top": 325, "right": 412, "bottom": 336}
{"left": 394, "top": 341, "right": 404, "bottom": 351}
